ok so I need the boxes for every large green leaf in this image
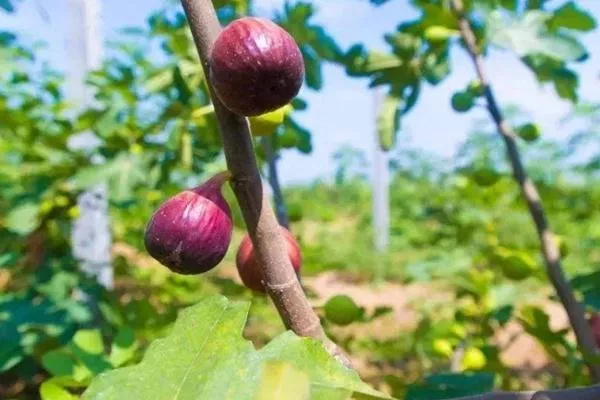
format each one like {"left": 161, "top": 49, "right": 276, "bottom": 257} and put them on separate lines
{"left": 487, "top": 10, "right": 587, "bottom": 61}
{"left": 83, "top": 296, "right": 391, "bottom": 400}
{"left": 548, "top": 2, "right": 596, "bottom": 32}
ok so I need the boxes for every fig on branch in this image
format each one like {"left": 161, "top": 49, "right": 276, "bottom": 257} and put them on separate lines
{"left": 466, "top": 79, "right": 484, "bottom": 97}
{"left": 451, "top": 91, "right": 474, "bottom": 113}
{"left": 235, "top": 226, "right": 302, "bottom": 293}
{"left": 424, "top": 26, "right": 456, "bottom": 43}
{"left": 516, "top": 123, "right": 541, "bottom": 142}
{"left": 144, "top": 171, "right": 233, "bottom": 275}
{"left": 209, "top": 17, "right": 304, "bottom": 116}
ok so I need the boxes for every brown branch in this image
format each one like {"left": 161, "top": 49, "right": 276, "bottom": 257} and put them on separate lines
{"left": 451, "top": 385, "right": 600, "bottom": 400}
{"left": 179, "top": 0, "right": 351, "bottom": 368}
{"left": 450, "top": 0, "right": 600, "bottom": 382}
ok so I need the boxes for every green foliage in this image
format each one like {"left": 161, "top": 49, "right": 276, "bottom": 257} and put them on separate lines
{"left": 3, "top": 0, "right": 600, "bottom": 398}
{"left": 83, "top": 296, "right": 391, "bottom": 400}
{"left": 338, "top": 0, "right": 595, "bottom": 148}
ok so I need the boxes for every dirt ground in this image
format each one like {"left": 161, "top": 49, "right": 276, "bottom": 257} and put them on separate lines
{"left": 115, "top": 242, "right": 570, "bottom": 382}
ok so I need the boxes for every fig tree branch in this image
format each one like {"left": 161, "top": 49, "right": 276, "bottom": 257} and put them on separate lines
{"left": 179, "top": 0, "right": 351, "bottom": 368}
{"left": 450, "top": 0, "right": 600, "bottom": 382}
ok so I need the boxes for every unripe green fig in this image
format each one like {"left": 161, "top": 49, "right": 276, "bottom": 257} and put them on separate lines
{"left": 424, "top": 26, "right": 456, "bottom": 43}
{"left": 248, "top": 104, "right": 293, "bottom": 137}
{"left": 432, "top": 339, "right": 454, "bottom": 358}
{"left": 516, "top": 123, "right": 541, "bottom": 142}
{"left": 323, "top": 295, "right": 363, "bottom": 326}
{"left": 451, "top": 91, "right": 474, "bottom": 113}
{"left": 460, "top": 347, "right": 486, "bottom": 371}
{"left": 493, "top": 247, "right": 537, "bottom": 281}
{"left": 467, "top": 79, "right": 484, "bottom": 97}
{"left": 471, "top": 167, "right": 500, "bottom": 187}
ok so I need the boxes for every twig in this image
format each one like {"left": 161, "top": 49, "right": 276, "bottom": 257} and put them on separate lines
{"left": 179, "top": 0, "right": 352, "bottom": 368}
{"left": 450, "top": 385, "right": 600, "bottom": 400}
{"left": 450, "top": 0, "right": 600, "bottom": 382}
{"left": 262, "top": 136, "right": 290, "bottom": 229}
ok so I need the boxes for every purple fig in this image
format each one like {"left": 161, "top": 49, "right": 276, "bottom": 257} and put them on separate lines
{"left": 143, "top": 171, "right": 233, "bottom": 275}
{"left": 209, "top": 17, "right": 304, "bottom": 117}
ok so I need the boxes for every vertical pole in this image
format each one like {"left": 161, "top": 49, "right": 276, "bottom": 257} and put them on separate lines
{"left": 67, "top": 0, "right": 113, "bottom": 290}
{"left": 372, "top": 89, "right": 390, "bottom": 253}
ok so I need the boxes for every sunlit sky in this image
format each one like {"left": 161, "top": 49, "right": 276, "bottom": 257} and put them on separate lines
{"left": 2, "top": 0, "right": 600, "bottom": 185}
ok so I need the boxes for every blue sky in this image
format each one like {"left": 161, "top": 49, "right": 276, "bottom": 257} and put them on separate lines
{"left": 3, "top": 0, "right": 600, "bottom": 185}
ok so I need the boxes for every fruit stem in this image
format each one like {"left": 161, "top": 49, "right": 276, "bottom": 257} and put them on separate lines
{"left": 179, "top": 0, "right": 352, "bottom": 369}
{"left": 451, "top": 0, "right": 600, "bottom": 382}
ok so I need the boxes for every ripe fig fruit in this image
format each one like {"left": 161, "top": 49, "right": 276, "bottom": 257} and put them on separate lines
{"left": 144, "top": 171, "right": 233, "bottom": 275}
{"left": 249, "top": 104, "right": 293, "bottom": 136}
{"left": 209, "top": 17, "right": 304, "bottom": 116}
{"left": 235, "top": 226, "right": 301, "bottom": 293}
{"left": 451, "top": 91, "right": 474, "bottom": 113}
{"left": 588, "top": 313, "right": 600, "bottom": 348}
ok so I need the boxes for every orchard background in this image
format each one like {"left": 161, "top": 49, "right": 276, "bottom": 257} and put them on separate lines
{"left": 2, "top": 0, "right": 600, "bottom": 399}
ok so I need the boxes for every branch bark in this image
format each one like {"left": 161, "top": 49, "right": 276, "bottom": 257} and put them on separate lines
{"left": 451, "top": 385, "right": 600, "bottom": 400}
{"left": 450, "top": 0, "right": 600, "bottom": 382}
{"left": 179, "top": 0, "right": 351, "bottom": 368}
{"left": 262, "top": 136, "right": 290, "bottom": 229}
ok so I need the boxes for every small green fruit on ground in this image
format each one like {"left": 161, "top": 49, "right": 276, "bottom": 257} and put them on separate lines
{"left": 323, "top": 295, "right": 363, "bottom": 326}
{"left": 248, "top": 104, "right": 293, "bottom": 136}
{"left": 516, "top": 123, "right": 541, "bottom": 142}
{"left": 451, "top": 92, "right": 474, "bottom": 113}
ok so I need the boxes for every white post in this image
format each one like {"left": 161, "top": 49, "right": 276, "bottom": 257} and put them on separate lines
{"left": 67, "top": 0, "right": 113, "bottom": 290}
{"left": 372, "top": 89, "right": 390, "bottom": 253}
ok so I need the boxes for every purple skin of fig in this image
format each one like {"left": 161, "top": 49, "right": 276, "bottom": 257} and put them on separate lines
{"left": 143, "top": 172, "right": 233, "bottom": 275}
{"left": 209, "top": 17, "right": 305, "bottom": 117}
